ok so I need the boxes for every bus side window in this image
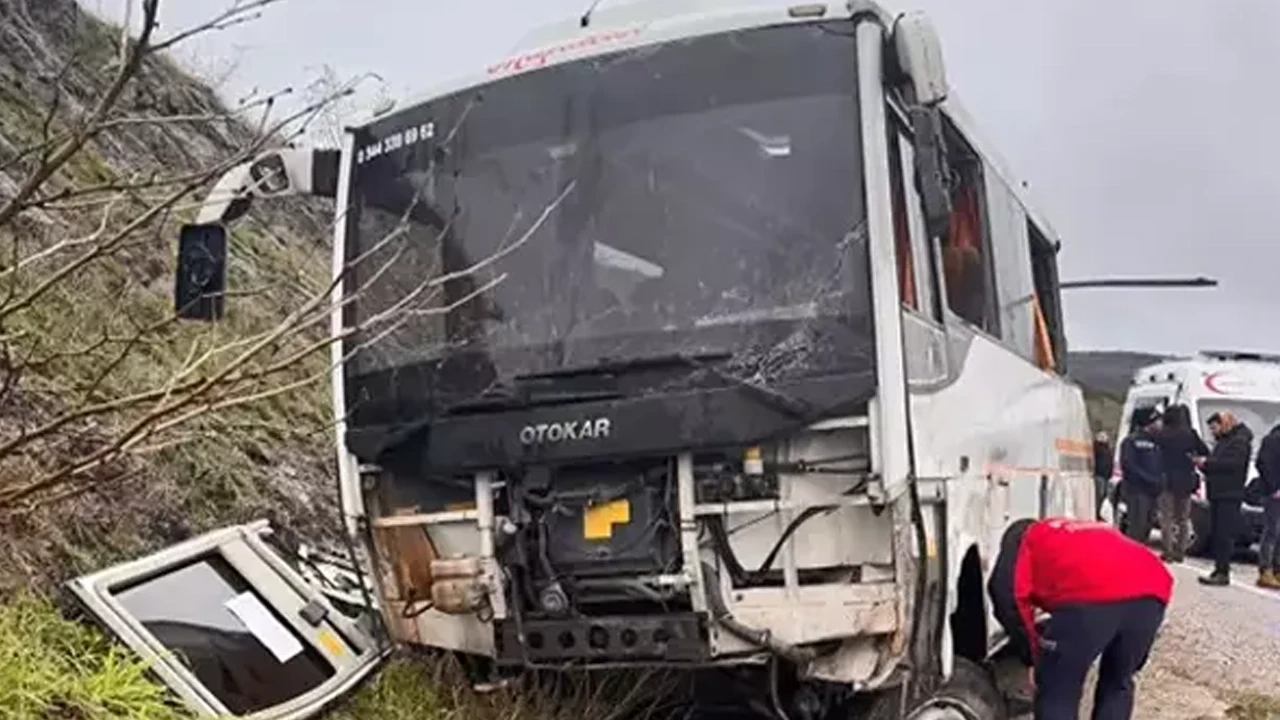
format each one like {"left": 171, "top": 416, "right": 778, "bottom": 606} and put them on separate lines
{"left": 886, "top": 127, "right": 938, "bottom": 319}
{"left": 1028, "top": 221, "right": 1066, "bottom": 372}
{"left": 941, "top": 171, "right": 995, "bottom": 333}
{"left": 888, "top": 108, "right": 995, "bottom": 332}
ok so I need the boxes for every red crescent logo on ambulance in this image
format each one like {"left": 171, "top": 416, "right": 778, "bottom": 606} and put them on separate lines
{"left": 1204, "top": 371, "right": 1240, "bottom": 395}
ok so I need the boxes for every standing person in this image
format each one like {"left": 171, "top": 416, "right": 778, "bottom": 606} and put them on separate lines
{"left": 1155, "top": 404, "right": 1209, "bottom": 562}
{"left": 1195, "top": 411, "right": 1254, "bottom": 586}
{"left": 1253, "top": 421, "right": 1280, "bottom": 589}
{"left": 987, "top": 517, "right": 1173, "bottom": 720}
{"left": 1119, "top": 407, "right": 1163, "bottom": 545}
{"left": 1093, "top": 431, "right": 1115, "bottom": 521}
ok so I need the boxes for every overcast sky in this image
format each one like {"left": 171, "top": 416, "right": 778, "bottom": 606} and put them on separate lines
{"left": 86, "top": 0, "right": 1280, "bottom": 357}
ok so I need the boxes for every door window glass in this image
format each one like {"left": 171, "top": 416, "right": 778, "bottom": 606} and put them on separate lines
{"left": 112, "top": 554, "right": 333, "bottom": 714}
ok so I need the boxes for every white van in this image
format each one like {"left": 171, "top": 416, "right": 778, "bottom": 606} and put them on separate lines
{"left": 1106, "top": 350, "right": 1280, "bottom": 554}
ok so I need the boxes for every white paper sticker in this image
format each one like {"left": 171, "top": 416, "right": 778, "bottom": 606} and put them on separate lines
{"left": 224, "top": 591, "right": 304, "bottom": 663}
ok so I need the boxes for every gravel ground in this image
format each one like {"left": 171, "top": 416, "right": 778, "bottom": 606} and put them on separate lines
{"left": 1013, "top": 547, "right": 1280, "bottom": 720}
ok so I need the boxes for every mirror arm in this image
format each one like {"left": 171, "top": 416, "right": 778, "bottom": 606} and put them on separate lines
{"left": 193, "top": 147, "right": 340, "bottom": 226}
{"left": 194, "top": 161, "right": 253, "bottom": 225}
{"left": 1058, "top": 277, "right": 1219, "bottom": 291}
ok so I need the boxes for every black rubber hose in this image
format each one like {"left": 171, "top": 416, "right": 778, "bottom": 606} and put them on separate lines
{"left": 330, "top": 459, "right": 389, "bottom": 648}
{"left": 701, "top": 563, "right": 815, "bottom": 668}
{"left": 753, "top": 505, "right": 835, "bottom": 577}
{"left": 752, "top": 478, "right": 870, "bottom": 577}
{"left": 704, "top": 515, "right": 750, "bottom": 586}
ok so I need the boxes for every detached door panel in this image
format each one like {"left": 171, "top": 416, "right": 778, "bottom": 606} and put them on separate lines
{"left": 67, "top": 520, "right": 386, "bottom": 719}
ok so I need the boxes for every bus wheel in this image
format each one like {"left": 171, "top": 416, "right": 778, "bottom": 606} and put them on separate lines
{"left": 858, "top": 658, "right": 1007, "bottom": 720}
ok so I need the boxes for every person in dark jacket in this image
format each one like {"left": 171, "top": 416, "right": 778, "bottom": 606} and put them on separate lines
{"left": 1155, "top": 404, "right": 1209, "bottom": 562}
{"left": 987, "top": 517, "right": 1173, "bottom": 720}
{"left": 1195, "top": 411, "right": 1254, "bottom": 586}
{"left": 1119, "top": 407, "right": 1164, "bottom": 544}
{"left": 1093, "top": 431, "right": 1115, "bottom": 520}
{"left": 1254, "top": 422, "right": 1280, "bottom": 589}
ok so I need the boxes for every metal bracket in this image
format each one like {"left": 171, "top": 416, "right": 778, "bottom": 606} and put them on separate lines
{"left": 299, "top": 599, "right": 329, "bottom": 626}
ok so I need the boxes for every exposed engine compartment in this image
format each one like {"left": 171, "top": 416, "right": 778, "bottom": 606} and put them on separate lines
{"left": 360, "top": 401, "right": 901, "bottom": 679}
{"left": 494, "top": 456, "right": 699, "bottom": 664}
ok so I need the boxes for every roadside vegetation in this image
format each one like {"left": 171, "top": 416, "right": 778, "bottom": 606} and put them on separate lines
{"left": 0, "top": 591, "right": 668, "bottom": 720}
{"left": 1225, "top": 693, "right": 1280, "bottom": 720}
{"left": 0, "top": 594, "right": 182, "bottom": 720}
{"left": 1084, "top": 387, "right": 1124, "bottom": 438}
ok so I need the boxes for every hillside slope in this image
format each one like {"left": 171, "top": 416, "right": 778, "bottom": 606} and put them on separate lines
{"left": 1068, "top": 350, "right": 1169, "bottom": 437}
{"left": 1067, "top": 350, "right": 1168, "bottom": 399}
{"left": 0, "top": 0, "right": 338, "bottom": 591}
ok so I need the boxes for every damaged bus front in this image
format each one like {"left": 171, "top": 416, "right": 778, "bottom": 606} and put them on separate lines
{"left": 338, "top": 12, "right": 923, "bottom": 682}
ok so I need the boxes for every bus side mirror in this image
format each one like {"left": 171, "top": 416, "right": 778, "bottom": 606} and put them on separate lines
{"left": 891, "top": 12, "right": 952, "bottom": 239}
{"left": 892, "top": 11, "right": 948, "bottom": 106}
{"left": 174, "top": 223, "right": 228, "bottom": 321}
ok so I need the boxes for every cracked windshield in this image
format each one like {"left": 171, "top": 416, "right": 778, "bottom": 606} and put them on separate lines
{"left": 5, "top": 1, "right": 1280, "bottom": 720}
{"left": 344, "top": 21, "right": 871, "bottom": 408}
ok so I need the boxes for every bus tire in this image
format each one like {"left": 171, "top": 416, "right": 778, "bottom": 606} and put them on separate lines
{"left": 858, "top": 657, "right": 1008, "bottom": 720}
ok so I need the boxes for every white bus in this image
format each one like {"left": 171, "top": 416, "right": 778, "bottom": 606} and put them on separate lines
{"left": 70, "top": 2, "right": 1097, "bottom": 718}
{"left": 1109, "top": 350, "right": 1280, "bottom": 554}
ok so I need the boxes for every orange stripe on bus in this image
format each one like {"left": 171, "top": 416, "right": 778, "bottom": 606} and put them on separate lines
{"left": 1055, "top": 438, "right": 1092, "bottom": 457}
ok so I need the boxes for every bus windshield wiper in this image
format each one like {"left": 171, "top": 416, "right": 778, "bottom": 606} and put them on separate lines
{"left": 514, "top": 351, "right": 733, "bottom": 381}
{"left": 515, "top": 350, "right": 813, "bottom": 420}
{"left": 444, "top": 387, "right": 623, "bottom": 415}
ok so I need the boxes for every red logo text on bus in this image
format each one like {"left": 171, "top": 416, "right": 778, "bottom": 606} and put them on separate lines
{"left": 487, "top": 26, "right": 648, "bottom": 78}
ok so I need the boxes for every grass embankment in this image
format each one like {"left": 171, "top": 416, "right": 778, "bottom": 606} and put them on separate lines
{"left": 0, "top": 595, "right": 181, "bottom": 720}
{"left": 1, "top": 594, "right": 670, "bottom": 720}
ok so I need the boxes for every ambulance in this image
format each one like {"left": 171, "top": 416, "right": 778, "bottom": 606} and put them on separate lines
{"left": 1108, "top": 350, "right": 1280, "bottom": 554}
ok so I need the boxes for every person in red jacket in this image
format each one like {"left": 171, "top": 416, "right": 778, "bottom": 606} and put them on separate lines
{"left": 986, "top": 517, "right": 1173, "bottom": 720}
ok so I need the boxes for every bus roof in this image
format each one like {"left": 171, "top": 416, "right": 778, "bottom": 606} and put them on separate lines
{"left": 357, "top": 0, "right": 1064, "bottom": 249}
{"left": 369, "top": 0, "right": 878, "bottom": 124}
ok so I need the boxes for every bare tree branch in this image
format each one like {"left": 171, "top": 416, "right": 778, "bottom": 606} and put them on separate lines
{"left": 0, "top": 0, "right": 565, "bottom": 524}
{"left": 146, "top": 0, "right": 289, "bottom": 55}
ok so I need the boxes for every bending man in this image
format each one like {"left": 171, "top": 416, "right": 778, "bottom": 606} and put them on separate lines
{"left": 987, "top": 517, "right": 1173, "bottom": 720}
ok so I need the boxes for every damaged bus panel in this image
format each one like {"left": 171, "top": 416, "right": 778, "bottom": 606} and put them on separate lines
{"left": 66, "top": 521, "right": 386, "bottom": 719}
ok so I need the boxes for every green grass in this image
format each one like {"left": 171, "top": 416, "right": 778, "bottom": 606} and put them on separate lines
{"left": 1226, "top": 692, "right": 1280, "bottom": 720}
{"left": 0, "top": 594, "right": 673, "bottom": 720}
{"left": 329, "top": 656, "right": 679, "bottom": 720}
{"left": 327, "top": 660, "right": 444, "bottom": 720}
{"left": 0, "top": 594, "right": 185, "bottom": 720}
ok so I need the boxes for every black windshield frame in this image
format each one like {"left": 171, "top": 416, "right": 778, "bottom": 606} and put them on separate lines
{"left": 341, "top": 20, "right": 872, "bottom": 446}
